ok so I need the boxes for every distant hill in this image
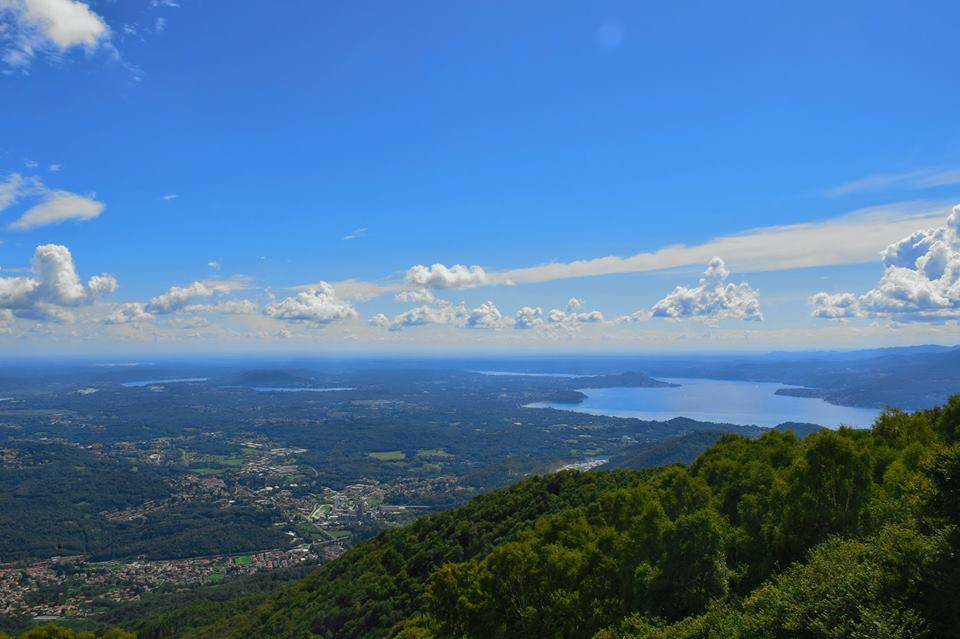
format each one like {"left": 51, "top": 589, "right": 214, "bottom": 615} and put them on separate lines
{"left": 564, "top": 371, "right": 678, "bottom": 389}
{"left": 638, "top": 347, "right": 960, "bottom": 410}
{"left": 228, "top": 369, "right": 319, "bottom": 388}
{"left": 761, "top": 344, "right": 957, "bottom": 361}
{"left": 771, "top": 421, "right": 824, "bottom": 438}
{"left": 535, "top": 372, "right": 677, "bottom": 406}
{"left": 771, "top": 347, "right": 960, "bottom": 410}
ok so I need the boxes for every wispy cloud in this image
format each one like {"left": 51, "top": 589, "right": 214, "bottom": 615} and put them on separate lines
{"left": 162, "top": 193, "right": 178, "bottom": 201}
{"left": 1, "top": 172, "right": 105, "bottom": 230}
{"left": 0, "top": 173, "right": 28, "bottom": 210}
{"left": 492, "top": 200, "right": 954, "bottom": 285}
{"left": 9, "top": 190, "right": 104, "bottom": 230}
{"left": 826, "top": 167, "right": 960, "bottom": 197}
{"left": 343, "top": 227, "right": 367, "bottom": 240}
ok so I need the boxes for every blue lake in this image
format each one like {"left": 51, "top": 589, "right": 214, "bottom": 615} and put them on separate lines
{"left": 528, "top": 378, "right": 882, "bottom": 429}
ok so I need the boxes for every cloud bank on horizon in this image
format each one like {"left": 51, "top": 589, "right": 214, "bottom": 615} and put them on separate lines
{"left": 2, "top": 201, "right": 959, "bottom": 348}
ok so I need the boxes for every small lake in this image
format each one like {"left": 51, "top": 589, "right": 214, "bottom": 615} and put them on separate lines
{"left": 528, "top": 378, "right": 882, "bottom": 429}
{"left": 121, "top": 378, "right": 209, "bottom": 387}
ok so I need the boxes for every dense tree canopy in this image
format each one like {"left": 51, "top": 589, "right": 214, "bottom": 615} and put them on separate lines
{"left": 391, "top": 405, "right": 960, "bottom": 639}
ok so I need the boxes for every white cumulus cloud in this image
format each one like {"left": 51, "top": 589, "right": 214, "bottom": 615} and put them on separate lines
{"left": 650, "top": 257, "right": 762, "bottom": 322}
{"left": 0, "top": 243, "right": 117, "bottom": 320}
{"left": 811, "top": 204, "right": 960, "bottom": 322}
{"left": 405, "top": 263, "right": 488, "bottom": 290}
{"left": 146, "top": 280, "right": 237, "bottom": 314}
{"left": 265, "top": 283, "right": 357, "bottom": 325}
{"left": 514, "top": 306, "right": 544, "bottom": 329}
{"left": 395, "top": 288, "right": 435, "bottom": 304}
{"left": 810, "top": 292, "right": 862, "bottom": 319}
{"left": 511, "top": 299, "right": 606, "bottom": 331}
{"left": 104, "top": 302, "right": 153, "bottom": 325}
{"left": 615, "top": 310, "right": 652, "bottom": 323}
{"left": 379, "top": 302, "right": 467, "bottom": 330}
{"left": 368, "top": 313, "right": 391, "bottom": 328}
{"left": 466, "top": 301, "right": 505, "bottom": 329}
{"left": 371, "top": 299, "right": 508, "bottom": 331}
{"left": 1, "top": 0, "right": 109, "bottom": 68}
{"left": 549, "top": 308, "right": 605, "bottom": 326}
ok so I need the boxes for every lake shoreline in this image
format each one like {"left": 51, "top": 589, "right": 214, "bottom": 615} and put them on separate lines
{"left": 526, "top": 377, "right": 882, "bottom": 429}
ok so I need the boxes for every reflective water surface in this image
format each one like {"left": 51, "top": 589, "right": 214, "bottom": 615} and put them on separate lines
{"left": 528, "top": 377, "right": 882, "bottom": 428}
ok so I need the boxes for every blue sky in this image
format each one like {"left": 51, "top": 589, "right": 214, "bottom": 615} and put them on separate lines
{"left": 2, "top": 0, "right": 960, "bottom": 354}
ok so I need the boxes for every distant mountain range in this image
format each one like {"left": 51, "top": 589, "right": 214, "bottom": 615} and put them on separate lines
{"left": 653, "top": 346, "right": 960, "bottom": 410}
{"left": 760, "top": 344, "right": 958, "bottom": 361}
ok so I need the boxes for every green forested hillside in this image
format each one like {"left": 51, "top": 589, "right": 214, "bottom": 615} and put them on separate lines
{"left": 605, "top": 431, "right": 725, "bottom": 469}
{"left": 19, "top": 397, "right": 960, "bottom": 639}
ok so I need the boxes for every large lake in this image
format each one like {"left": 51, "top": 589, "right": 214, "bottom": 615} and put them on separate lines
{"left": 527, "top": 377, "right": 882, "bottom": 428}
